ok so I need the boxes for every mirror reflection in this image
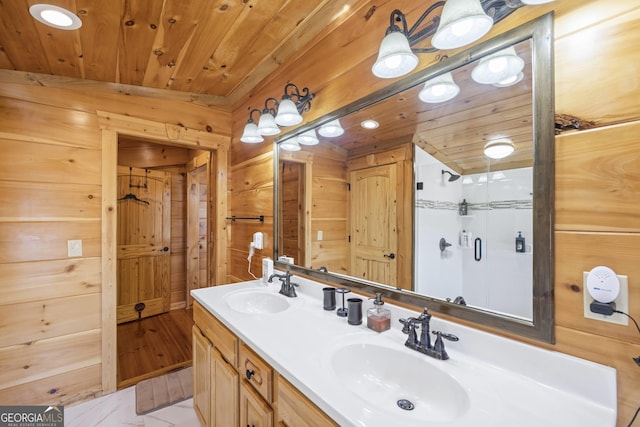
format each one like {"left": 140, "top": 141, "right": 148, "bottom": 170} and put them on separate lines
{"left": 274, "top": 15, "right": 553, "bottom": 342}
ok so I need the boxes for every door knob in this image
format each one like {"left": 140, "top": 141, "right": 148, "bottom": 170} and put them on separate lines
{"left": 383, "top": 253, "right": 396, "bottom": 259}
{"left": 162, "top": 246, "right": 169, "bottom": 252}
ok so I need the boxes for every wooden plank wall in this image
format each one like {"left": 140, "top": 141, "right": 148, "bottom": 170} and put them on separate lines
{"left": 228, "top": 0, "right": 640, "bottom": 424}
{"left": 0, "top": 84, "right": 229, "bottom": 405}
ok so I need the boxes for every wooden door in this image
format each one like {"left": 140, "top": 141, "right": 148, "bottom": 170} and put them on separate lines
{"left": 117, "top": 165, "right": 171, "bottom": 323}
{"left": 186, "top": 153, "right": 210, "bottom": 308}
{"left": 349, "top": 164, "right": 398, "bottom": 286}
{"left": 279, "top": 161, "right": 306, "bottom": 266}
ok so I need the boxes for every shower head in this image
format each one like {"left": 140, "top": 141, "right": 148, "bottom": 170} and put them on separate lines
{"left": 442, "top": 169, "right": 461, "bottom": 182}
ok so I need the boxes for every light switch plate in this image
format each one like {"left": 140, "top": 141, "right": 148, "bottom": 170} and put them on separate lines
{"left": 67, "top": 239, "right": 83, "bottom": 257}
{"left": 583, "top": 272, "right": 628, "bottom": 325}
{"left": 317, "top": 230, "right": 323, "bottom": 241}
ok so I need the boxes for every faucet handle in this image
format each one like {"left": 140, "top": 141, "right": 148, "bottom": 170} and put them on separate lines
{"left": 431, "top": 331, "right": 458, "bottom": 360}
{"left": 399, "top": 318, "right": 418, "bottom": 334}
{"left": 431, "top": 331, "right": 459, "bottom": 342}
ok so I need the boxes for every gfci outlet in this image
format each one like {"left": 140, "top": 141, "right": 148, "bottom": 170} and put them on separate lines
{"left": 583, "top": 272, "right": 628, "bottom": 325}
{"left": 67, "top": 239, "right": 83, "bottom": 257}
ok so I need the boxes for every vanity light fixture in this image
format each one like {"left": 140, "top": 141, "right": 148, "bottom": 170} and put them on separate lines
{"left": 471, "top": 46, "right": 524, "bottom": 84}
{"left": 242, "top": 82, "right": 315, "bottom": 143}
{"left": 431, "top": 0, "right": 492, "bottom": 50}
{"left": 280, "top": 138, "right": 302, "bottom": 152}
{"left": 484, "top": 139, "right": 515, "bottom": 159}
{"left": 419, "top": 72, "right": 460, "bottom": 103}
{"left": 257, "top": 98, "right": 281, "bottom": 136}
{"left": 317, "top": 119, "right": 344, "bottom": 138}
{"left": 297, "top": 129, "right": 320, "bottom": 145}
{"left": 240, "top": 109, "right": 264, "bottom": 143}
{"left": 29, "top": 4, "right": 82, "bottom": 30}
{"left": 493, "top": 71, "right": 524, "bottom": 87}
{"left": 275, "top": 83, "right": 315, "bottom": 126}
{"left": 361, "top": 119, "right": 379, "bottom": 129}
{"left": 371, "top": 0, "right": 551, "bottom": 79}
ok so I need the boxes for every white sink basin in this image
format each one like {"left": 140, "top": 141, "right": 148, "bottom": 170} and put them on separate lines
{"left": 225, "top": 289, "right": 291, "bottom": 314}
{"left": 330, "top": 343, "right": 470, "bottom": 423}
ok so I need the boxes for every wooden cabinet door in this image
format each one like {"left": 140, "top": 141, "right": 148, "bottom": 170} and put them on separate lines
{"left": 193, "top": 326, "right": 211, "bottom": 426}
{"left": 240, "top": 382, "right": 273, "bottom": 427}
{"left": 276, "top": 375, "right": 338, "bottom": 427}
{"left": 212, "top": 348, "right": 239, "bottom": 426}
{"left": 117, "top": 165, "right": 171, "bottom": 323}
{"left": 349, "top": 163, "right": 398, "bottom": 286}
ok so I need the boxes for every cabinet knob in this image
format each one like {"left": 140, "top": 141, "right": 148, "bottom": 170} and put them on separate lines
{"left": 245, "top": 369, "right": 255, "bottom": 380}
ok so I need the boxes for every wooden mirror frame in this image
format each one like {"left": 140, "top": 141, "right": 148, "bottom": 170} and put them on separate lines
{"left": 273, "top": 13, "right": 554, "bottom": 343}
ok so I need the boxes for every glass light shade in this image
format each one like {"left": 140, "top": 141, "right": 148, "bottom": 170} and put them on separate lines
{"left": 431, "top": 0, "right": 493, "bottom": 50}
{"left": 29, "top": 4, "right": 82, "bottom": 30}
{"left": 493, "top": 72, "right": 524, "bottom": 87}
{"left": 372, "top": 31, "right": 419, "bottom": 79}
{"left": 240, "top": 122, "right": 264, "bottom": 143}
{"left": 484, "top": 139, "right": 515, "bottom": 159}
{"left": 280, "top": 138, "right": 301, "bottom": 152}
{"left": 472, "top": 46, "right": 525, "bottom": 84}
{"left": 418, "top": 72, "right": 460, "bottom": 103}
{"left": 275, "top": 98, "right": 302, "bottom": 126}
{"left": 257, "top": 112, "right": 280, "bottom": 136}
{"left": 297, "top": 129, "right": 319, "bottom": 145}
{"left": 317, "top": 119, "right": 344, "bottom": 138}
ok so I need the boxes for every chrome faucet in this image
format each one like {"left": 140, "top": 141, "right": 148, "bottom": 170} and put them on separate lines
{"left": 399, "top": 307, "right": 459, "bottom": 360}
{"left": 268, "top": 268, "right": 298, "bottom": 298}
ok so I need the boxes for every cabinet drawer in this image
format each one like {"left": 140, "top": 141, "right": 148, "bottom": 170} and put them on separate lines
{"left": 240, "top": 343, "right": 273, "bottom": 403}
{"left": 194, "top": 301, "right": 238, "bottom": 367}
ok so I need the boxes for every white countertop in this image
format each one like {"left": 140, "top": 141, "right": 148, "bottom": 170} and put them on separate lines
{"left": 191, "top": 276, "right": 616, "bottom": 427}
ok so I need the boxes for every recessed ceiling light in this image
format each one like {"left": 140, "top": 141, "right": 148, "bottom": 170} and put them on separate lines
{"left": 29, "top": 4, "right": 82, "bottom": 30}
{"left": 361, "top": 119, "right": 379, "bottom": 129}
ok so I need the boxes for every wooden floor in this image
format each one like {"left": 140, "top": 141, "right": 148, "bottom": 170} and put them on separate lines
{"left": 117, "top": 308, "right": 194, "bottom": 389}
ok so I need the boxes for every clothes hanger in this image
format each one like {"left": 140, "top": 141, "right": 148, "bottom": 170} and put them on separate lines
{"left": 118, "top": 166, "right": 150, "bottom": 205}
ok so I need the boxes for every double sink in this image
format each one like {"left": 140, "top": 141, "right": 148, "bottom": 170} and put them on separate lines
{"left": 192, "top": 276, "right": 616, "bottom": 427}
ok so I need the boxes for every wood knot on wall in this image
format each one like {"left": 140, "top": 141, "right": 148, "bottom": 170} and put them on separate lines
{"left": 555, "top": 113, "right": 596, "bottom": 135}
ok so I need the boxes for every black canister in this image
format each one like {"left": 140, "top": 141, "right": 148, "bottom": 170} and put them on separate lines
{"left": 347, "top": 298, "right": 363, "bottom": 325}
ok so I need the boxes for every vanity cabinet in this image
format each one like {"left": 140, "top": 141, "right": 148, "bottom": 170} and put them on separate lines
{"left": 193, "top": 301, "right": 336, "bottom": 427}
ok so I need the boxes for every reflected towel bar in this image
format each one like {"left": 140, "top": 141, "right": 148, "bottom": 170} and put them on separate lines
{"left": 226, "top": 215, "right": 265, "bottom": 222}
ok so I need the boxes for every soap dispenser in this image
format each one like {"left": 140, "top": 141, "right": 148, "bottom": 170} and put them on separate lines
{"left": 515, "top": 231, "right": 525, "bottom": 253}
{"left": 367, "top": 293, "right": 391, "bottom": 332}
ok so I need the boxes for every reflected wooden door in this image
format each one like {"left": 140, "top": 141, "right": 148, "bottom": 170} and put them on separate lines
{"left": 117, "top": 165, "right": 171, "bottom": 323}
{"left": 349, "top": 163, "right": 397, "bottom": 286}
{"left": 279, "top": 161, "right": 305, "bottom": 266}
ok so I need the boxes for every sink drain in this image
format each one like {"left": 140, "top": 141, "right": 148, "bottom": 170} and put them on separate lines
{"left": 397, "top": 399, "right": 415, "bottom": 411}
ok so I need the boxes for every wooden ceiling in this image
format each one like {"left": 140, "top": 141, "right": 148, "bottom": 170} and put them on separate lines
{"left": 0, "top": 0, "right": 353, "bottom": 105}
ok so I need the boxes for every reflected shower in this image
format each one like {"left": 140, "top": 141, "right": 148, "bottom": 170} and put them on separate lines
{"left": 442, "top": 169, "right": 461, "bottom": 182}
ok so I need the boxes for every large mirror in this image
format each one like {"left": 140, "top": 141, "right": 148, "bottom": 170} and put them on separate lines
{"left": 274, "top": 13, "right": 554, "bottom": 342}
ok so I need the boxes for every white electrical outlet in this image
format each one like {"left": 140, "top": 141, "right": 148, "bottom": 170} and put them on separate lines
{"left": 583, "top": 272, "right": 629, "bottom": 325}
{"left": 317, "top": 230, "right": 323, "bottom": 241}
{"left": 67, "top": 239, "right": 83, "bottom": 257}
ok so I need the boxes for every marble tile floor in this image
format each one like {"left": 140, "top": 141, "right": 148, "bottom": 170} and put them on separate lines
{"left": 65, "top": 386, "right": 201, "bottom": 426}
